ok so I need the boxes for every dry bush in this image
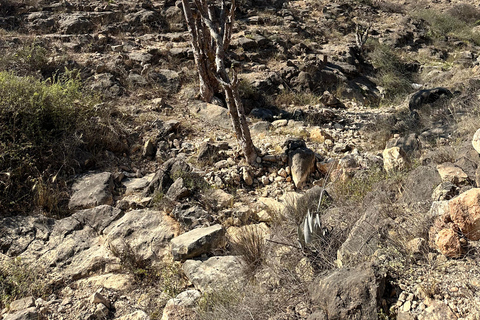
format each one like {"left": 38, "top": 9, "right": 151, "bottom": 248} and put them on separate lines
{"left": 447, "top": 4, "right": 480, "bottom": 24}
{"left": 231, "top": 225, "right": 267, "bottom": 275}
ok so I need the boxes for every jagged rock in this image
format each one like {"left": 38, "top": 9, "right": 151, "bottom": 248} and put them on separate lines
{"left": 105, "top": 209, "right": 180, "bottom": 263}
{"left": 400, "top": 165, "right": 441, "bottom": 211}
{"left": 3, "top": 308, "right": 39, "bottom": 320}
{"left": 71, "top": 205, "right": 123, "bottom": 235}
{"left": 432, "top": 182, "right": 457, "bottom": 201}
{"left": 436, "top": 163, "right": 469, "bottom": 185}
{"left": 383, "top": 147, "right": 408, "bottom": 173}
{"left": 286, "top": 138, "right": 315, "bottom": 189}
{"left": 417, "top": 300, "right": 457, "bottom": 320}
{"left": 386, "top": 133, "right": 419, "bottom": 156}
{"left": 68, "top": 172, "right": 114, "bottom": 210}
{"left": 170, "top": 224, "right": 225, "bottom": 261}
{"left": 161, "top": 290, "right": 201, "bottom": 320}
{"left": 337, "top": 204, "right": 392, "bottom": 267}
{"left": 448, "top": 188, "right": 480, "bottom": 240}
{"left": 435, "top": 228, "right": 463, "bottom": 258}
{"left": 123, "top": 173, "right": 155, "bottom": 196}
{"left": 182, "top": 256, "right": 244, "bottom": 292}
{"left": 58, "top": 13, "right": 94, "bottom": 34}
{"left": 197, "top": 142, "right": 228, "bottom": 163}
{"left": 116, "top": 310, "right": 150, "bottom": 320}
{"left": 454, "top": 156, "right": 477, "bottom": 182}
{"left": 205, "top": 189, "right": 234, "bottom": 210}
{"left": 187, "top": 101, "right": 231, "bottom": 130}
{"left": 143, "top": 168, "right": 173, "bottom": 197}
{"left": 166, "top": 178, "right": 191, "bottom": 201}
{"left": 9, "top": 297, "right": 35, "bottom": 312}
{"left": 172, "top": 204, "right": 212, "bottom": 228}
{"left": 91, "top": 292, "right": 110, "bottom": 308}
{"left": 309, "top": 263, "right": 385, "bottom": 320}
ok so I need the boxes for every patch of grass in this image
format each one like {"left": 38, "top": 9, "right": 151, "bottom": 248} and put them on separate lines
{"left": 0, "top": 258, "right": 51, "bottom": 309}
{"left": 231, "top": 225, "right": 266, "bottom": 275}
{"left": 368, "top": 43, "right": 414, "bottom": 102}
{"left": 413, "top": 9, "right": 480, "bottom": 45}
{"left": 108, "top": 241, "right": 187, "bottom": 297}
{"left": 331, "top": 166, "right": 386, "bottom": 204}
{"left": 0, "top": 42, "right": 49, "bottom": 77}
{"left": 274, "top": 90, "right": 321, "bottom": 107}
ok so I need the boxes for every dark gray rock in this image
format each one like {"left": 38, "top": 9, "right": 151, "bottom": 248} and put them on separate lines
{"left": 71, "top": 205, "right": 123, "bottom": 235}
{"left": 58, "top": 13, "right": 94, "bottom": 34}
{"left": 309, "top": 263, "right": 385, "bottom": 320}
{"left": 151, "top": 69, "right": 180, "bottom": 93}
{"left": 409, "top": 87, "right": 453, "bottom": 113}
{"left": 287, "top": 141, "right": 316, "bottom": 189}
{"left": 171, "top": 224, "right": 225, "bottom": 261}
{"left": 173, "top": 204, "right": 212, "bottom": 228}
{"left": 3, "top": 307, "right": 39, "bottom": 320}
{"left": 166, "top": 177, "right": 191, "bottom": 201}
{"left": 68, "top": 172, "right": 114, "bottom": 210}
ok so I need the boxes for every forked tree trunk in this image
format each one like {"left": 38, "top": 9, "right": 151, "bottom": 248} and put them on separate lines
{"left": 181, "top": 0, "right": 257, "bottom": 165}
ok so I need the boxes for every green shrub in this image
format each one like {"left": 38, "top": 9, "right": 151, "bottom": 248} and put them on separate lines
{"left": 0, "top": 43, "right": 49, "bottom": 77}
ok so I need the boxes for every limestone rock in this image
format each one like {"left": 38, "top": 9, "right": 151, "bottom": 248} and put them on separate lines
{"left": 309, "top": 263, "right": 385, "bottom": 320}
{"left": 205, "top": 189, "right": 234, "bottom": 210}
{"left": 435, "top": 228, "right": 463, "bottom": 258}
{"left": 3, "top": 307, "right": 39, "bottom": 320}
{"left": 242, "top": 167, "right": 254, "bottom": 186}
{"left": 143, "top": 139, "right": 156, "bottom": 158}
{"left": 91, "top": 292, "right": 110, "bottom": 308}
{"left": 448, "top": 188, "right": 480, "bottom": 240}
{"left": 123, "top": 173, "right": 155, "bottom": 196}
{"left": 69, "top": 172, "right": 114, "bottom": 210}
{"left": 431, "top": 182, "right": 457, "bottom": 201}
{"left": 76, "top": 273, "right": 134, "bottom": 291}
{"left": 472, "top": 128, "right": 480, "bottom": 154}
{"left": 436, "top": 163, "right": 469, "bottom": 185}
{"left": 161, "top": 290, "right": 201, "bottom": 320}
{"left": 182, "top": 256, "right": 244, "bottom": 292}
{"left": 71, "top": 205, "right": 123, "bottom": 235}
{"left": 105, "top": 210, "right": 180, "bottom": 263}
{"left": 383, "top": 147, "right": 408, "bottom": 173}
{"left": 170, "top": 224, "right": 225, "bottom": 261}
{"left": 9, "top": 297, "right": 35, "bottom": 312}
{"left": 116, "top": 310, "right": 150, "bottom": 320}
{"left": 417, "top": 300, "right": 457, "bottom": 320}
{"left": 187, "top": 101, "right": 231, "bottom": 130}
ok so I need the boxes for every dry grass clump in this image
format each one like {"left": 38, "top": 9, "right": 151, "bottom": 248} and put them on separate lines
{"left": 231, "top": 225, "right": 267, "bottom": 275}
{"left": 0, "top": 258, "right": 51, "bottom": 309}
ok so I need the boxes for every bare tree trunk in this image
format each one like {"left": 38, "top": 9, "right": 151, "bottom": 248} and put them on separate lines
{"left": 181, "top": 0, "right": 258, "bottom": 165}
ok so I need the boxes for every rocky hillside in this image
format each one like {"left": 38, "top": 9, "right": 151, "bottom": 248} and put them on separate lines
{"left": 1, "top": 0, "right": 480, "bottom": 319}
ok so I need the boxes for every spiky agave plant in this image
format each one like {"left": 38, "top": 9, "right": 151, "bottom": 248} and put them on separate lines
{"left": 297, "top": 187, "right": 330, "bottom": 248}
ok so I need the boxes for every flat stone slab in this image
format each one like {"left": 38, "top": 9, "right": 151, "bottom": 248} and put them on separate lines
{"left": 122, "top": 173, "right": 155, "bottom": 195}
{"left": 69, "top": 172, "right": 114, "bottom": 210}
{"left": 183, "top": 256, "right": 245, "bottom": 292}
{"left": 171, "top": 224, "right": 225, "bottom": 261}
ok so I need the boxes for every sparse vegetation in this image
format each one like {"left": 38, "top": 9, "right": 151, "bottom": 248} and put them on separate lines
{"left": 231, "top": 225, "right": 267, "bottom": 275}
{"left": 368, "top": 43, "right": 414, "bottom": 102}
{"left": 0, "top": 258, "right": 51, "bottom": 309}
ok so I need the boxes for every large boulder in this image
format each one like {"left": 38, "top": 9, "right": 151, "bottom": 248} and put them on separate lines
{"left": 436, "top": 162, "right": 469, "bottom": 185}
{"left": 435, "top": 228, "right": 463, "bottom": 258}
{"left": 182, "top": 256, "right": 245, "bottom": 292}
{"left": 105, "top": 209, "right": 180, "bottom": 263}
{"left": 170, "top": 224, "right": 225, "bottom": 261}
{"left": 448, "top": 188, "right": 480, "bottom": 240}
{"left": 309, "top": 263, "right": 385, "bottom": 320}
{"left": 69, "top": 172, "right": 114, "bottom": 210}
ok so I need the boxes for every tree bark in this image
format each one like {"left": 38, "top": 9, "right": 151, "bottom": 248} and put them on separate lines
{"left": 181, "top": 0, "right": 258, "bottom": 165}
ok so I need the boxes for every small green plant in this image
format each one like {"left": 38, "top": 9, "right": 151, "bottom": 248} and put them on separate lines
{"left": 0, "top": 258, "right": 51, "bottom": 309}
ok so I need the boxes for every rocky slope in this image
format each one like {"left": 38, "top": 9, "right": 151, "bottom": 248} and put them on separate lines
{"left": 1, "top": 0, "right": 480, "bottom": 319}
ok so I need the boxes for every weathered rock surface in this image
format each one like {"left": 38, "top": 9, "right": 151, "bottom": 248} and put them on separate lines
{"left": 69, "top": 172, "right": 114, "bottom": 210}
{"left": 472, "top": 128, "right": 480, "bottom": 154}
{"left": 435, "top": 228, "right": 463, "bottom": 258}
{"left": 309, "top": 263, "right": 385, "bottom": 320}
{"left": 182, "top": 256, "right": 244, "bottom": 292}
{"left": 436, "top": 162, "right": 469, "bottom": 185}
{"left": 286, "top": 139, "right": 316, "bottom": 189}
{"left": 383, "top": 147, "right": 408, "bottom": 173}
{"left": 161, "top": 290, "right": 201, "bottom": 320}
{"left": 448, "top": 188, "right": 480, "bottom": 240}
{"left": 170, "top": 224, "right": 225, "bottom": 261}
{"left": 105, "top": 209, "right": 180, "bottom": 263}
